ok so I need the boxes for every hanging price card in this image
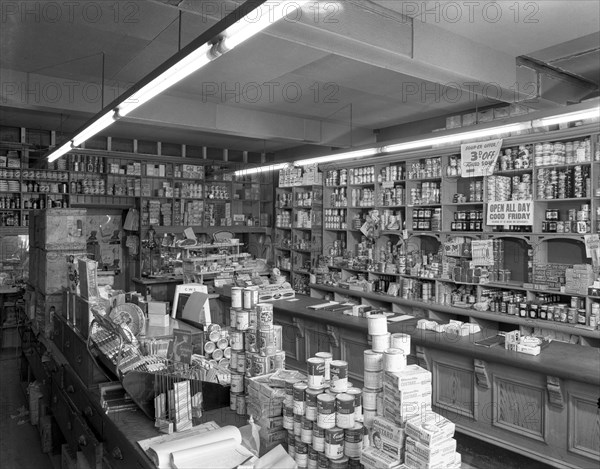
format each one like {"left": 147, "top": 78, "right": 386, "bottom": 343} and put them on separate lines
{"left": 461, "top": 139, "right": 503, "bottom": 177}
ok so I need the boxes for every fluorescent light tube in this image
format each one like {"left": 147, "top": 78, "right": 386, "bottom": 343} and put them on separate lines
{"left": 220, "top": 1, "right": 309, "bottom": 53}
{"left": 47, "top": 141, "right": 75, "bottom": 163}
{"left": 381, "top": 122, "right": 529, "bottom": 154}
{"left": 118, "top": 43, "right": 216, "bottom": 117}
{"left": 534, "top": 107, "right": 600, "bottom": 127}
{"left": 295, "top": 148, "right": 379, "bottom": 166}
{"left": 71, "top": 111, "right": 118, "bottom": 147}
{"left": 234, "top": 163, "right": 288, "bottom": 176}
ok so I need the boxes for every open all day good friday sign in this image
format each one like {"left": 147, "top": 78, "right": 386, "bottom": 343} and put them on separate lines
{"left": 487, "top": 201, "right": 533, "bottom": 226}
{"left": 461, "top": 139, "right": 503, "bottom": 177}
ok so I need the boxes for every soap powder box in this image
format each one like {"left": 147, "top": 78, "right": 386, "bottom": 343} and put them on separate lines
{"left": 405, "top": 411, "right": 456, "bottom": 447}
{"left": 371, "top": 416, "right": 405, "bottom": 460}
{"left": 405, "top": 436, "right": 456, "bottom": 463}
{"left": 360, "top": 446, "right": 400, "bottom": 469}
{"left": 384, "top": 364, "right": 432, "bottom": 390}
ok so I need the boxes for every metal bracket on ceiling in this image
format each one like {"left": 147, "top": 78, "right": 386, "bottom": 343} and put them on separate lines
{"left": 517, "top": 55, "right": 599, "bottom": 91}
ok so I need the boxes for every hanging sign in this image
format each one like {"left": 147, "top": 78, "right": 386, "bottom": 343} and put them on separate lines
{"left": 461, "top": 139, "right": 503, "bottom": 177}
{"left": 487, "top": 201, "right": 533, "bottom": 226}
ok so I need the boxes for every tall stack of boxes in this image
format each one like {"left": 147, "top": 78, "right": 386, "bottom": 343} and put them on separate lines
{"left": 28, "top": 209, "right": 88, "bottom": 337}
{"left": 228, "top": 288, "right": 287, "bottom": 453}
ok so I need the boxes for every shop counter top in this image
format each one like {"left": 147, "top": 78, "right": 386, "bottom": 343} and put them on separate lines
{"left": 251, "top": 293, "right": 600, "bottom": 387}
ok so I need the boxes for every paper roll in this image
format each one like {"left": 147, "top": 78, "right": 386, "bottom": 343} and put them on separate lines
{"left": 147, "top": 425, "right": 242, "bottom": 468}
{"left": 171, "top": 438, "right": 238, "bottom": 469}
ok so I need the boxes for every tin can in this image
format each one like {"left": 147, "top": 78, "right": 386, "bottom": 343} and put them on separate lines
{"left": 230, "top": 330, "right": 244, "bottom": 351}
{"left": 242, "top": 288, "right": 254, "bottom": 310}
{"left": 308, "top": 447, "right": 319, "bottom": 469}
{"left": 313, "top": 425, "right": 326, "bottom": 452}
{"left": 283, "top": 405, "right": 294, "bottom": 430}
{"left": 258, "top": 329, "right": 276, "bottom": 356}
{"left": 294, "top": 413, "right": 302, "bottom": 437}
{"left": 329, "top": 456, "right": 349, "bottom": 469}
{"left": 236, "top": 394, "right": 246, "bottom": 415}
{"left": 231, "top": 287, "right": 243, "bottom": 309}
{"left": 293, "top": 382, "right": 308, "bottom": 415}
{"left": 305, "top": 388, "right": 322, "bottom": 421}
{"left": 363, "top": 350, "right": 383, "bottom": 371}
{"left": 301, "top": 417, "right": 313, "bottom": 444}
{"left": 229, "top": 391, "right": 239, "bottom": 411}
{"left": 252, "top": 354, "right": 269, "bottom": 376}
{"left": 235, "top": 310, "right": 250, "bottom": 330}
{"left": 234, "top": 351, "right": 246, "bottom": 373}
{"left": 346, "top": 387, "right": 362, "bottom": 416}
{"left": 269, "top": 350, "right": 286, "bottom": 372}
{"left": 371, "top": 333, "right": 391, "bottom": 353}
{"left": 315, "top": 352, "right": 333, "bottom": 380}
{"left": 390, "top": 333, "right": 411, "bottom": 355}
{"left": 288, "top": 432, "right": 296, "bottom": 458}
{"left": 330, "top": 360, "right": 348, "bottom": 393}
{"left": 231, "top": 372, "right": 244, "bottom": 393}
{"left": 344, "top": 423, "right": 364, "bottom": 458}
{"left": 383, "top": 348, "right": 406, "bottom": 372}
{"left": 317, "top": 394, "right": 336, "bottom": 429}
{"left": 367, "top": 314, "right": 387, "bottom": 335}
{"left": 363, "top": 369, "right": 383, "bottom": 390}
{"left": 229, "top": 308, "right": 239, "bottom": 327}
{"left": 577, "top": 309, "right": 587, "bottom": 325}
{"left": 336, "top": 393, "right": 355, "bottom": 429}
{"left": 245, "top": 330, "right": 258, "bottom": 353}
{"left": 295, "top": 441, "right": 308, "bottom": 467}
{"left": 256, "top": 303, "right": 274, "bottom": 331}
{"left": 307, "top": 357, "right": 326, "bottom": 388}
{"left": 324, "top": 427, "right": 344, "bottom": 460}
{"left": 317, "top": 450, "right": 328, "bottom": 469}
{"left": 362, "top": 388, "right": 379, "bottom": 409}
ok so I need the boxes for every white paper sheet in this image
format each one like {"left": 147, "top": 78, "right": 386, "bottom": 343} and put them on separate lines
{"left": 171, "top": 438, "right": 254, "bottom": 469}
{"left": 254, "top": 444, "right": 297, "bottom": 469}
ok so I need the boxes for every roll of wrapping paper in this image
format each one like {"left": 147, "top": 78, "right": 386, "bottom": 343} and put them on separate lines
{"left": 147, "top": 425, "right": 242, "bottom": 468}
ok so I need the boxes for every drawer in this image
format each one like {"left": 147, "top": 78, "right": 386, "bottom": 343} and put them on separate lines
{"left": 51, "top": 313, "right": 64, "bottom": 353}
{"left": 61, "top": 366, "right": 104, "bottom": 438}
{"left": 72, "top": 413, "right": 103, "bottom": 469}
{"left": 63, "top": 323, "right": 106, "bottom": 387}
{"left": 101, "top": 418, "right": 148, "bottom": 469}
{"left": 51, "top": 379, "right": 74, "bottom": 446}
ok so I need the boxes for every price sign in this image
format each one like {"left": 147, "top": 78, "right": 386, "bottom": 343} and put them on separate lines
{"left": 461, "top": 139, "right": 503, "bottom": 177}
{"left": 471, "top": 240, "right": 494, "bottom": 266}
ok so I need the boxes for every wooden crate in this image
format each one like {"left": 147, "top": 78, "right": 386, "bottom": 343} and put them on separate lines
{"left": 36, "top": 248, "right": 88, "bottom": 295}
{"left": 31, "top": 209, "right": 87, "bottom": 250}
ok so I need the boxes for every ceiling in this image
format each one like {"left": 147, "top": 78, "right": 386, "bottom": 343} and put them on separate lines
{"left": 1, "top": 0, "right": 598, "bottom": 160}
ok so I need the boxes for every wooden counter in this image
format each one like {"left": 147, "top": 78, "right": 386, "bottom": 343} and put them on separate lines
{"left": 234, "top": 293, "right": 600, "bottom": 469}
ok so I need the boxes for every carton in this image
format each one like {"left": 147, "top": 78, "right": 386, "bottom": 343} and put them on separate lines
{"left": 405, "top": 411, "right": 455, "bottom": 447}
{"left": 405, "top": 436, "right": 456, "bottom": 463}
{"left": 384, "top": 365, "right": 432, "bottom": 390}
{"left": 371, "top": 416, "right": 406, "bottom": 460}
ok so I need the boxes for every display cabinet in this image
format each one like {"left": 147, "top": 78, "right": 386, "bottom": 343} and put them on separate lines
{"left": 297, "top": 123, "right": 600, "bottom": 347}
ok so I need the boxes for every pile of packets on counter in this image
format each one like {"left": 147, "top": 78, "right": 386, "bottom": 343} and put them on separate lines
{"left": 238, "top": 313, "right": 464, "bottom": 469}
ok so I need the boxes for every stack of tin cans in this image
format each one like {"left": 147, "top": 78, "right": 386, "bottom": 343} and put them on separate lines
{"left": 282, "top": 353, "right": 366, "bottom": 469}
{"left": 229, "top": 287, "right": 285, "bottom": 416}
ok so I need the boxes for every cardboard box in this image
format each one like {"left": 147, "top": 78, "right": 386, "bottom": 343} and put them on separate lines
{"left": 360, "top": 446, "right": 401, "bottom": 469}
{"left": 30, "top": 209, "right": 87, "bottom": 250}
{"left": 405, "top": 411, "right": 456, "bottom": 447}
{"left": 371, "top": 416, "right": 406, "bottom": 460}
{"left": 384, "top": 365, "right": 432, "bottom": 390}
{"left": 74, "top": 295, "right": 98, "bottom": 338}
{"left": 406, "top": 436, "right": 456, "bottom": 464}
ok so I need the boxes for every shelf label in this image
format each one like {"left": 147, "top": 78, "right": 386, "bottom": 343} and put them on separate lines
{"left": 381, "top": 181, "right": 395, "bottom": 189}
{"left": 486, "top": 200, "right": 533, "bottom": 225}
{"left": 471, "top": 240, "right": 494, "bottom": 266}
{"left": 461, "top": 139, "right": 503, "bottom": 177}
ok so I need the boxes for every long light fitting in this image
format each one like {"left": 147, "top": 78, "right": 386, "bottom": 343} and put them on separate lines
{"left": 46, "top": 0, "right": 308, "bottom": 163}
{"left": 234, "top": 163, "right": 289, "bottom": 176}
{"left": 533, "top": 107, "right": 600, "bottom": 127}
